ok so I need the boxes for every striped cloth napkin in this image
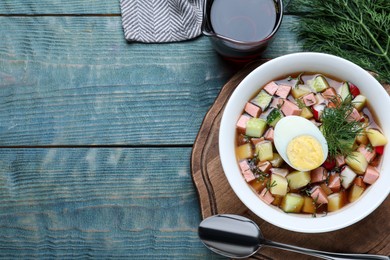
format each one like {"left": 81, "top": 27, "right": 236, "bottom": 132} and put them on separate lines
{"left": 120, "top": 0, "right": 204, "bottom": 43}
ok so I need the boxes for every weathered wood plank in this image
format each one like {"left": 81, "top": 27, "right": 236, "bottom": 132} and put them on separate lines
{"left": 0, "top": 147, "right": 222, "bottom": 259}
{"left": 0, "top": 1, "right": 120, "bottom": 14}
{"left": 0, "top": 16, "right": 301, "bottom": 146}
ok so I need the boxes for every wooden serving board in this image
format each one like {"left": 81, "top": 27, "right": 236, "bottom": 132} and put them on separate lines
{"left": 191, "top": 60, "right": 390, "bottom": 260}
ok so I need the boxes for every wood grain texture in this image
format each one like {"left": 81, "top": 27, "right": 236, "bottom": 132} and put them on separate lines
{"left": 0, "top": 16, "right": 301, "bottom": 146}
{"left": 0, "top": 147, "right": 225, "bottom": 259}
{"left": 191, "top": 61, "right": 390, "bottom": 259}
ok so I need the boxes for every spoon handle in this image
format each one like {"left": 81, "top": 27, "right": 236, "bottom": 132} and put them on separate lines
{"left": 262, "top": 239, "right": 389, "bottom": 260}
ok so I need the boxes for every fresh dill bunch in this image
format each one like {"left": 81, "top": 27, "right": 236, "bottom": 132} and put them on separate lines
{"left": 320, "top": 95, "right": 365, "bottom": 158}
{"left": 291, "top": 0, "right": 390, "bottom": 84}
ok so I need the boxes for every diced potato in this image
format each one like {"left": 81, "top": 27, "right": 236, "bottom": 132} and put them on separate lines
{"left": 352, "top": 95, "right": 367, "bottom": 111}
{"left": 366, "top": 128, "right": 388, "bottom": 146}
{"left": 270, "top": 153, "right": 284, "bottom": 167}
{"left": 236, "top": 143, "right": 253, "bottom": 160}
{"left": 327, "top": 193, "right": 344, "bottom": 212}
{"left": 256, "top": 141, "right": 273, "bottom": 161}
{"left": 286, "top": 171, "right": 311, "bottom": 190}
{"left": 245, "top": 118, "right": 267, "bottom": 137}
{"left": 340, "top": 166, "right": 357, "bottom": 189}
{"left": 348, "top": 184, "right": 365, "bottom": 203}
{"left": 291, "top": 85, "right": 312, "bottom": 99}
{"left": 280, "top": 193, "right": 304, "bottom": 213}
{"left": 300, "top": 107, "right": 314, "bottom": 119}
{"left": 356, "top": 132, "right": 369, "bottom": 145}
{"left": 302, "top": 196, "right": 316, "bottom": 214}
{"left": 270, "top": 174, "right": 288, "bottom": 196}
{"left": 345, "top": 151, "right": 368, "bottom": 174}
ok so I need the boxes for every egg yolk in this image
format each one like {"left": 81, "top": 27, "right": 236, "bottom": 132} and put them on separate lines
{"left": 287, "top": 135, "right": 324, "bottom": 171}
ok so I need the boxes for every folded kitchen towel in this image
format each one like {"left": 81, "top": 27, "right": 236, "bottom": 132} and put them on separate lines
{"left": 120, "top": 0, "right": 204, "bottom": 43}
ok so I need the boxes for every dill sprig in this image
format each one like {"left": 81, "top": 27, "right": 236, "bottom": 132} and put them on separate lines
{"left": 321, "top": 95, "right": 365, "bottom": 158}
{"left": 291, "top": 0, "right": 390, "bottom": 83}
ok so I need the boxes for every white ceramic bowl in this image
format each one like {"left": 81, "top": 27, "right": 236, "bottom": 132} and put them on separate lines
{"left": 219, "top": 52, "right": 390, "bottom": 233}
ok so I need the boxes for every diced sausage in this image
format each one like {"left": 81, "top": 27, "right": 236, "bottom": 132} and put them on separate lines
{"left": 275, "top": 85, "right": 292, "bottom": 99}
{"left": 347, "top": 108, "right": 362, "bottom": 121}
{"left": 357, "top": 144, "right": 376, "bottom": 163}
{"left": 270, "top": 168, "right": 289, "bottom": 177}
{"left": 363, "top": 166, "right": 379, "bottom": 184}
{"left": 259, "top": 188, "right": 275, "bottom": 205}
{"left": 328, "top": 173, "right": 341, "bottom": 192}
{"left": 263, "top": 81, "right": 279, "bottom": 95}
{"left": 321, "top": 87, "right": 338, "bottom": 100}
{"left": 251, "top": 137, "right": 265, "bottom": 145}
{"left": 236, "top": 114, "right": 251, "bottom": 133}
{"left": 264, "top": 127, "right": 274, "bottom": 142}
{"left": 310, "top": 167, "right": 328, "bottom": 183}
{"left": 244, "top": 102, "right": 262, "bottom": 117}
{"left": 242, "top": 169, "right": 256, "bottom": 182}
{"left": 310, "top": 186, "right": 328, "bottom": 204}
{"left": 270, "top": 97, "right": 284, "bottom": 108}
{"left": 335, "top": 155, "right": 346, "bottom": 167}
{"left": 257, "top": 161, "right": 272, "bottom": 173}
{"left": 302, "top": 93, "right": 317, "bottom": 106}
{"left": 281, "top": 100, "right": 301, "bottom": 116}
{"left": 238, "top": 160, "right": 251, "bottom": 172}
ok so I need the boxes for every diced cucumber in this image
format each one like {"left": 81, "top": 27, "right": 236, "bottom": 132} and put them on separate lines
{"left": 256, "top": 141, "right": 273, "bottom": 161}
{"left": 286, "top": 171, "right": 311, "bottom": 190}
{"left": 310, "top": 75, "right": 329, "bottom": 93}
{"left": 266, "top": 108, "right": 284, "bottom": 127}
{"left": 280, "top": 193, "right": 304, "bottom": 213}
{"left": 270, "top": 174, "right": 288, "bottom": 196}
{"left": 251, "top": 90, "right": 273, "bottom": 111}
{"left": 245, "top": 118, "right": 267, "bottom": 137}
{"left": 345, "top": 151, "right": 368, "bottom": 174}
{"left": 352, "top": 95, "right": 367, "bottom": 111}
{"left": 339, "top": 82, "right": 351, "bottom": 101}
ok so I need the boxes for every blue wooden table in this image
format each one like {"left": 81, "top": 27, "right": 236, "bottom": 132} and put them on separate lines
{"left": 0, "top": 1, "right": 301, "bottom": 258}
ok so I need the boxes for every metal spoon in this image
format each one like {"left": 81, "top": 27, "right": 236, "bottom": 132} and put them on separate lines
{"left": 198, "top": 214, "right": 389, "bottom": 260}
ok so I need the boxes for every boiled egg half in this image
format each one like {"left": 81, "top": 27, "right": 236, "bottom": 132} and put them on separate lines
{"left": 274, "top": 116, "right": 328, "bottom": 171}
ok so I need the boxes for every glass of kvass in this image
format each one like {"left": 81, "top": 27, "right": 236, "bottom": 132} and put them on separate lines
{"left": 202, "top": 0, "right": 283, "bottom": 61}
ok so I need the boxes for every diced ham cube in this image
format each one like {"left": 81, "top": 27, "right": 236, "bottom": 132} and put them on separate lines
{"left": 347, "top": 108, "right": 362, "bottom": 121}
{"left": 363, "top": 166, "right": 379, "bottom": 184}
{"left": 239, "top": 160, "right": 251, "bottom": 172}
{"left": 242, "top": 169, "right": 256, "bottom": 182}
{"left": 275, "top": 85, "right": 292, "bottom": 99}
{"left": 335, "top": 155, "right": 346, "bottom": 167}
{"left": 311, "top": 167, "right": 328, "bottom": 183}
{"left": 236, "top": 114, "right": 251, "bottom": 133}
{"left": 259, "top": 188, "right": 275, "bottom": 205}
{"left": 264, "top": 128, "right": 274, "bottom": 142}
{"left": 263, "top": 81, "right": 279, "bottom": 95}
{"left": 302, "top": 93, "right": 317, "bottom": 106}
{"left": 270, "top": 168, "right": 289, "bottom": 177}
{"left": 244, "top": 102, "right": 262, "bottom": 118}
{"left": 321, "top": 87, "right": 338, "bottom": 100}
{"left": 281, "top": 100, "right": 301, "bottom": 116}
{"left": 310, "top": 186, "right": 328, "bottom": 204}
{"left": 357, "top": 144, "right": 376, "bottom": 163}
{"left": 251, "top": 137, "right": 265, "bottom": 145}
{"left": 328, "top": 173, "right": 341, "bottom": 192}
{"left": 257, "top": 161, "right": 272, "bottom": 173}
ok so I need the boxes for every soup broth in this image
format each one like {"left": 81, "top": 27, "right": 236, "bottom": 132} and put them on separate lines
{"left": 235, "top": 73, "right": 387, "bottom": 216}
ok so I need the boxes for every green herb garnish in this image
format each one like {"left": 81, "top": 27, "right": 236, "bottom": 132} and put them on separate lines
{"left": 321, "top": 95, "right": 365, "bottom": 158}
{"left": 292, "top": 0, "right": 390, "bottom": 83}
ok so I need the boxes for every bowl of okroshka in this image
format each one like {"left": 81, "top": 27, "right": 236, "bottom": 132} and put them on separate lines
{"left": 219, "top": 52, "right": 389, "bottom": 233}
